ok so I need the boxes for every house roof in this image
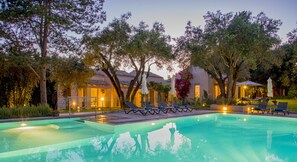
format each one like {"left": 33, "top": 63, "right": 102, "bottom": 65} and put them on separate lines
{"left": 87, "top": 79, "right": 109, "bottom": 85}
{"left": 95, "top": 69, "right": 133, "bottom": 77}
{"left": 120, "top": 80, "right": 131, "bottom": 85}
{"left": 94, "top": 70, "right": 106, "bottom": 76}
{"left": 116, "top": 70, "right": 134, "bottom": 77}
{"left": 90, "top": 69, "right": 169, "bottom": 86}
{"left": 129, "top": 70, "right": 163, "bottom": 78}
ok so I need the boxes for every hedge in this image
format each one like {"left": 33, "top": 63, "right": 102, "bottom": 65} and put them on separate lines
{"left": 0, "top": 105, "right": 53, "bottom": 119}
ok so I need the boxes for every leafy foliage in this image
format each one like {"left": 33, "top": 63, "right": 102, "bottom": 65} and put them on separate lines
{"left": 83, "top": 15, "right": 173, "bottom": 108}
{"left": 176, "top": 11, "right": 282, "bottom": 101}
{"left": 49, "top": 55, "right": 94, "bottom": 89}
{"left": 175, "top": 69, "right": 193, "bottom": 103}
{"left": 0, "top": 0, "right": 106, "bottom": 105}
{"left": 0, "top": 104, "right": 52, "bottom": 119}
{"left": 250, "top": 27, "right": 297, "bottom": 97}
{"left": 148, "top": 81, "right": 171, "bottom": 102}
{"left": 0, "top": 48, "right": 39, "bottom": 107}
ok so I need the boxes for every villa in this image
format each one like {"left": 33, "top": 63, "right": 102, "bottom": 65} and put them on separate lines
{"left": 57, "top": 66, "right": 227, "bottom": 110}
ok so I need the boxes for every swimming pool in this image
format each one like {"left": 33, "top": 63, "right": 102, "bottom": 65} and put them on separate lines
{"left": 1, "top": 114, "right": 297, "bottom": 162}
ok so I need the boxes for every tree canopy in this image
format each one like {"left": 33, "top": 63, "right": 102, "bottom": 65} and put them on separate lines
{"left": 49, "top": 55, "right": 94, "bottom": 90}
{"left": 0, "top": 48, "right": 39, "bottom": 107}
{"left": 0, "top": 0, "right": 106, "bottom": 105}
{"left": 251, "top": 27, "right": 297, "bottom": 97}
{"left": 83, "top": 15, "right": 173, "bottom": 108}
{"left": 176, "top": 11, "right": 282, "bottom": 102}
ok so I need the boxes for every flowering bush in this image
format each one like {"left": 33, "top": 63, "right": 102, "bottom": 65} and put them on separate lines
{"left": 175, "top": 69, "right": 193, "bottom": 103}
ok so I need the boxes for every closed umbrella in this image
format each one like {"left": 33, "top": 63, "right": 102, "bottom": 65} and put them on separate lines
{"left": 141, "top": 74, "right": 149, "bottom": 103}
{"left": 267, "top": 77, "right": 273, "bottom": 97}
{"left": 169, "top": 75, "right": 176, "bottom": 106}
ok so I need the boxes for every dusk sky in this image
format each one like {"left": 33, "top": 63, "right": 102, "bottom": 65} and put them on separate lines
{"left": 104, "top": 0, "right": 297, "bottom": 78}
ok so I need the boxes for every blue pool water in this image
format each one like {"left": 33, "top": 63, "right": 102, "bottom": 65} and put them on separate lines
{"left": 0, "top": 114, "right": 297, "bottom": 162}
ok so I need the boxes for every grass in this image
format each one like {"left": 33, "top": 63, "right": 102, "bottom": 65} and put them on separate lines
{"left": 274, "top": 99, "right": 297, "bottom": 113}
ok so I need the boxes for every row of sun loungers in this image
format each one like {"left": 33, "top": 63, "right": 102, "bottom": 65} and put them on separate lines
{"left": 251, "top": 102, "right": 289, "bottom": 115}
{"left": 124, "top": 101, "right": 192, "bottom": 116}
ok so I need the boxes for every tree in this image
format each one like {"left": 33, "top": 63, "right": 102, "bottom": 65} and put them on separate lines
{"left": 175, "top": 68, "right": 193, "bottom": 104}
{"left": 0, "top": 48, "right": 39, "bottom": 107}
{"left": 250, "top": 27, "right": 297, "bottom": 97}
{"left": 0, "top": 0, "right": 106, "bottom": 106}
{"left": 124, "top": 21, "right": 173, "bottom": 103}
{"left": 84, "top": 15, "right": 173, "bottom": 108}
{"left": 176, "top": 11, "right": 281, "bottom": 102}
{"left": 287, "top": 27, "right": 297, "bottom": 97}
{"left": 49, "top": 55, "right": 94, "bottom": 90}
{"left": 83, "top": 15, "right": 131, "bottom": 108}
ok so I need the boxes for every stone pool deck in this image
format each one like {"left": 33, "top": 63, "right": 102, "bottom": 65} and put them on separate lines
{"left": 1, "top": 109, "right": 297, "bottom": 124}
{"left": 82, "top": 109, "right": 217, "bottom": 124}
{"left": 68, "top": 110, "right": 297, "bottom": 124}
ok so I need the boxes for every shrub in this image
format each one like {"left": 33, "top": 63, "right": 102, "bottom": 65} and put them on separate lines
{"left": 0, "top": 105, "right": 53, "bottom": 119}
{"left": 214, "top": 97, "right": 237, "bottom": 105}
{"left": 288, "top": 85, "right": 297, "bottom": 98}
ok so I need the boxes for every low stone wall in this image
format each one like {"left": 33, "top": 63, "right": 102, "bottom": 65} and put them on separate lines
{"left": 210, "top": 104, "right": 254, "bottom": 113}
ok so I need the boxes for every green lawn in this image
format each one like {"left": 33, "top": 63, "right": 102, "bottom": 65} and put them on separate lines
{"left": 274, "top": 99, "right": 297, "bottom": 113}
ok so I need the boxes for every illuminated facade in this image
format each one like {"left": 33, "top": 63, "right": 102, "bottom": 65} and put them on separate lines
{"left": 57, "top": 70, "right": 168, "bottom": 109}
{"left": 57, "top": 67, "right": 223, "bottom": 110}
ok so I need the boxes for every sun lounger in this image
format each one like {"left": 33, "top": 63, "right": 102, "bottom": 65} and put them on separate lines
{"left": 272, "top": 102, "right": 289, "bottom": 115}
{"left": 174, "top": 104, "right": 192, "bottom": 112}
{"left": 251, "top": 102, "right": 267, "bottom": 114}
{"left": 124, "top": 101, "right": 150, "bottom": 116}
{"left": 159, "top": 102, "right": 177, "bottom": 113}
{"left": 141, "top": 102, "right": 160, "bottom": 115}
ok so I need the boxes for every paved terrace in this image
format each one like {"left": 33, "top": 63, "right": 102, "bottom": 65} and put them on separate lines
{"left": 1, "top": 110, "right": 297, "bottom": 124}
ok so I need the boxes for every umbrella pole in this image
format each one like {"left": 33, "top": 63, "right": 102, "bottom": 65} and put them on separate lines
{"left": 172, "top": 94, "right": 174, "bottom": 106}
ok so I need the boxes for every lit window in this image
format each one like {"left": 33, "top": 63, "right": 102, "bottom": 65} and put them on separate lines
{"left": 214, "top": 85, "right": 221, "bottom": 98}
{"left": 195, "top": 85, "right": 200, "bottom": 99}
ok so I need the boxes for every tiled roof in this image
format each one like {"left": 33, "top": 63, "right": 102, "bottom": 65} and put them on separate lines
{"left": 120, "top": 80, "right": 131, "bottom": 84}
{"left": 95, "top": 69, "right": 133, "bottom": 77}
{"left": 129, "top": 70, "right": 163, "bottom": 78}
{"left": 87, "top": 79, "right": 109, "bottom": 85}
{"left": 116, "top": 70, "right": 134, "bottom": 77}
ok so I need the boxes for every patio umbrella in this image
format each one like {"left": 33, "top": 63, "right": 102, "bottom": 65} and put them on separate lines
{"left": 169, "top": 75, "right": 176, "bottom": 106}
{"left": 237, "top": 80, "right": 263, "bottom": 87}
{"left": 141, "top": 74, "right": 149, "bottom": 103}
{"left": 237, "top": 80, "right": 263, "bottom": 98}
{"left": 267, "top": 77, "right": 273, "bottom": 97}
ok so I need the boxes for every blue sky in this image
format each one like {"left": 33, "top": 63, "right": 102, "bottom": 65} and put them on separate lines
{"left": 103, "top": 0, "right": 297, "bottom": 78}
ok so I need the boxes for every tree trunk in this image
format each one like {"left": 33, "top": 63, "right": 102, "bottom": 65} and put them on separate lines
{"left": 102, "top": 68, "right": 125, "bottom": 108}
{"left": 217, "top": 80, "right": 226, "bottom": 98}
{"left": 126, "top": 59, "right": 145, "bottom": 102}
{"left": 40, "top": 65, "right": 47, "bottom": 105}
{"left": 40, "top": 0, "right": 50, "bottom": 106}
{"left": 227, "top": 73, "right": 234, "bottom": 100}
{"left": 130, "top": 63, "right": 146, "bottom": 103}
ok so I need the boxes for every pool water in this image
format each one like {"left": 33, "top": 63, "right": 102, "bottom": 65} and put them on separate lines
{"left": 1, "top": 114, "right": 297, "bottom": 162}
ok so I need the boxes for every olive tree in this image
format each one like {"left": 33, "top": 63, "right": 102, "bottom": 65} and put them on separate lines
{"left": 176, "top": 11, "right": 281, "bottom": 101}
{"left": 83, "top": 15, "right": 173, "bottom": 108}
